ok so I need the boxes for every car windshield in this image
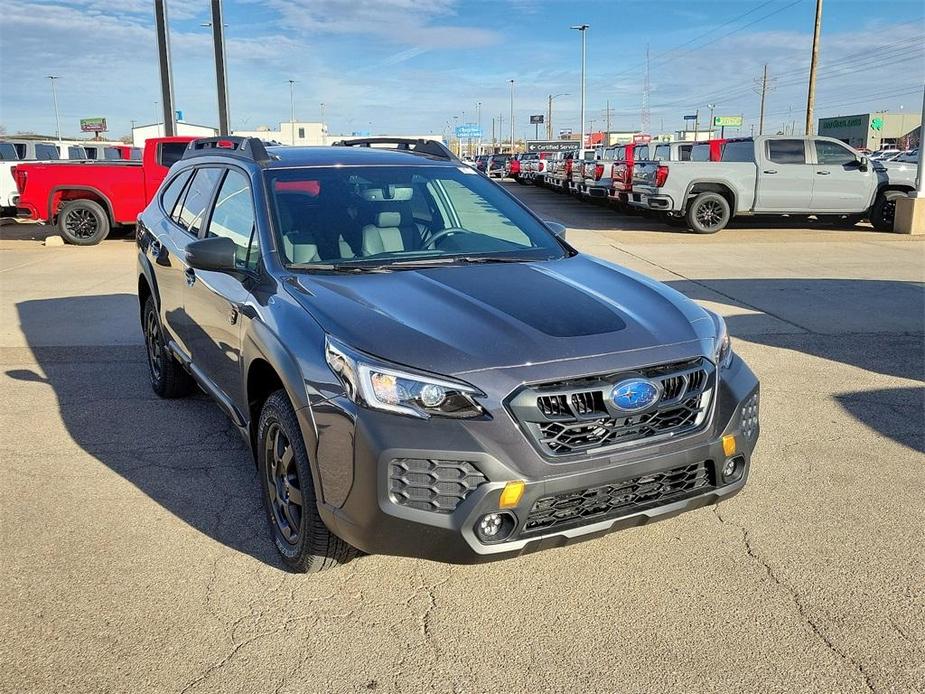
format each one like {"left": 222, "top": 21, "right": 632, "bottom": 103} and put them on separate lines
{"left": 266, "top": 165, "right": 568, "bottom": 269}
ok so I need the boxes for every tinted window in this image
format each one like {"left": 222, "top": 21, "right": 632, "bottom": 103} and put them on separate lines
{"left": 720, "top": 141, "right": 754, "bottom": 162}
{"left": 654, "top": 144, "right": 669, "bottom": 161}
{"left": 613, "top": 148, "right": 625, "bottom": 162}
{"left": 767, "top": 139, "right": 806, "bottom": 164}
{"left": 0, "top": 143, "right": 18, "bottom": 160}
{"left": 679, "top": 144, "right": 692, "bottom": 161}
{"left": 206, "top": 170, "right": 258, "bottom": 271}
{"left": 130, "top": 148, "right": 142, "bottom": 160}
{"left": 85, "top": 147, "right": 98, "bottom": 160}
{"left": 104, "top": 148, "right": 121, "bottom": 160}
{"left": 174, "top": 168, "right": 222, "bottom": 234}
{"left": 68, "top": 146, "right": 87, "bottom": 158}
{"left": 691, "top": 143, "right": 711, "bottom": 161}
{"left": 267, "top": 165, "right": 566, "bottom": 267}
{"left": 34, "top": 144, "right": 60, "bottom": 160}
{"left": 13, "top": 144, "right": 26, "bottom": 159}
{"left": 160, "top": 169, "right": 194, "bottom": 218}
{"left": 159, "top": 142, "right": 187, "bottom": 168}
{"left": 632, "top": 145, "right": 649, "bottom": 161}
{"left": 815, "top": 140, "right": 856, "bottom": 166}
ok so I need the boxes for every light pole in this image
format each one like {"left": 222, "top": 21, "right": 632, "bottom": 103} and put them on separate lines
{"left": 476, "top": 101, "right": 482, "bottom": 155}
{"left": 47, "top": 76, "right": 61, "bottom": 141}
{"left": 707, "top": 103, "right": 716, "bottom": 136}
{"left": 287, "top": 79, "right": 296, "bottom": 144}
{"left": 547, "top": 93, "right": 569, "bottom": 139}
{"left": 320, "top": 102, "right": 326, "bottom": 130}
{"left": 571, "top": 24, "right": 589, "bottom": 151}
{"left": 509, "top": 79, "right": 515, "bottom": 153}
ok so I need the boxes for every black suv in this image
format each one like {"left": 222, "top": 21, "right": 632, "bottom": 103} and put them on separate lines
{"left": 137, "top": 137, "right": 759, "bottom": 572}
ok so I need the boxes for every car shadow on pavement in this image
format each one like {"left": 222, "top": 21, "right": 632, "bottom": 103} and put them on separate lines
{"left": 10, "top": 293, "right": 286, "bottom": 569}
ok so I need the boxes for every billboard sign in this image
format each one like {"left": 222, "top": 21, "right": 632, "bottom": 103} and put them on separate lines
{"left": 819, "top": 115, "right": 865, "bottom": 131}
{"left": 713, "top": 115, "right": 743, "bottom": 127}
{"left": 455, "top": 124, "right": 482, "bottom": 138}
{"left": 526, "top": 140, "right": 579, "bottom": 153}
{"left": 80, "top": 117, "right": 108, "bottom": 133}
{"left": 529, "top": 114, "right": 545, "bottom": 124}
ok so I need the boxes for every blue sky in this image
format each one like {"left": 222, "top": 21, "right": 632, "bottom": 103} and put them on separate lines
{"left": 1, "top": 0, "right": 923, "bottom": 140}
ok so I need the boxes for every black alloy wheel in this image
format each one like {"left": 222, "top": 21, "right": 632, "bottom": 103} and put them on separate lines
{"left": 264, "top": 422, "right": 304, "bottom": 545}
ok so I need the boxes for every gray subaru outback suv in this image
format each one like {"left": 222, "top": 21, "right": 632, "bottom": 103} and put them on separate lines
{"left": 136, "top": 137, "right": 760, "bottom": 572}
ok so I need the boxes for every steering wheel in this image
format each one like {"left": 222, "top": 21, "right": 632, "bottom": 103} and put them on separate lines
{"left": 424, "top": 228, "right": 468, "bottom": 250}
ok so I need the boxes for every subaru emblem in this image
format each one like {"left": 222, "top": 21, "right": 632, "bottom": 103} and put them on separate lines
{"left": 611, "top": 378, "right": 661, "bottom": 412}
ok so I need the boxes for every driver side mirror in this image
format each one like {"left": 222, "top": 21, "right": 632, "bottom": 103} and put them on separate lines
{"left": 545, "top": 221, "right": 567, "bottom": 239}
{"left": 186, "top": 236, "right": 238, "bottom": 272}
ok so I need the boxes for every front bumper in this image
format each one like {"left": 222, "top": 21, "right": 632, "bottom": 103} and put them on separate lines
{"left": 314, "top": 354, "right": 760, "bottom": 564}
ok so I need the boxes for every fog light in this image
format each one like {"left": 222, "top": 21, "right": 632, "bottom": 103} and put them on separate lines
{"left": 722, "top": 459, "right": 737, "bottom": 478}
{"left": 474, "top": 511, "right": 516, "bottom": 543}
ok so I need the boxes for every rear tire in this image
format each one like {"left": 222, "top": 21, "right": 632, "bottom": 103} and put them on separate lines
{"left": 143, "top": 296, "right": 193, "bottom": 398}
{"left": 686, "top": 192, "right": 731, "bottom": 234}
{"left": 870, "top": 190, "right": 904, "bottom": 232}
{"left": 58, "top": 199, "right": 110, "bottom": 245}
{"left": 258, "top": 390, "right": 357, "bottom": 573}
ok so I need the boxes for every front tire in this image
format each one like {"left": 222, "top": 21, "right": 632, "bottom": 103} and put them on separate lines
{"left": 257, "top": 390, "right": 357, "bottom": 573}
{"left": 58, "top": 199, "right": 110, "bottom": 245}
{"left": 686, "top": 192, "right": 731, "bottom": 234}
{"left": 870, "top": 190, "right": 904, "bottom": 232}
{"left": 143, "top": 296, "right": 193, "bottom": 398}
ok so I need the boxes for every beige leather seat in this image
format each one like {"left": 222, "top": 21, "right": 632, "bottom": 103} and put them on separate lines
{"left": 362, "top": 211, "right": 405, "bottom": 256}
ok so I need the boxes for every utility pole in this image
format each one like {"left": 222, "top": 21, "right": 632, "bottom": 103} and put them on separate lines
{"left": 207, "top": 0, "right": 230, "bottom": 136}
{"left": 47, "top": 76, "right": 61, "bottom": 141}
{"left": 153, "top": 0, "right": 177, "bottom": 136}
{"left": 707, "top": 103, "right": 716, "bottom": 137}
{"left": 605, "top": 99, "right": 612, "bottom": 140}
{"left": 287, "top": 79, "right": 296, "bottom": 144}
{"left": 509, "top": 80, "right": 515, "bottom": 153}
{"left": 476, "top": 101, "right": 482, "bottom": 155}
{"left": 805, "top": 0, "right": 823, "bottom": 135}
{"left": 547, "top": 95, "right": 553, "bottom": 139}
{"left": 321, "top": 102, "right": 326, "bottom": 128}
{"left": 757, "top": 64, "right": 769, "bottom": 136}
{"left": 571, "top": 24, "right": 590, "bottom": 150}
{"left": 641, "top": 44, "right": 651, "bottom": 134}
{"left": 694, "top": 109, "right": 700, "bottom": 139}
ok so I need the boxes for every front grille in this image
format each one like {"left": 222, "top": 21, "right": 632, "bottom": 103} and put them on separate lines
{"left": 388, "top": 458, "right": 487, "bottom": 513}
{"left": 523, "top": 461, "right": 713, "bottom": 535}
{"left": 508, "top": 358, "right": 715, "bottom": 457}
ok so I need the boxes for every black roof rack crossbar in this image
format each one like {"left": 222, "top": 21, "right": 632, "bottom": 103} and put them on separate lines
{"left": 183, "top": 136, "right": 273, "bottom": 164}
{"left": 331, "top": 137, "right": 460, "bottom": 162}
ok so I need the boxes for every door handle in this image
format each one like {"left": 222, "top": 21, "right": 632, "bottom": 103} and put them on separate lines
{"left": 816, "top": 170, "right": 831, "bottom": 175}
{"left": 763, "top": 170, "right": 778, "bottom": 174}
{"left": 185, "top": 268, "right": 196, "bottom": 287}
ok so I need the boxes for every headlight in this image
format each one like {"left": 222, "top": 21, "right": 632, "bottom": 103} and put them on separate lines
{"left": 325, "top": 337, "right": 486, "bottom": 419}
{"left": 713, "top": 314, "right": 733, "bottom": 368}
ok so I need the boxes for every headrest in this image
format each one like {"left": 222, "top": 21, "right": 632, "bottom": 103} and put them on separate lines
{"left": 375, "top": 211, "right": 401, "bottom": 228}
{"left": 361, "top": 185, "right": 413, "bottom": 201}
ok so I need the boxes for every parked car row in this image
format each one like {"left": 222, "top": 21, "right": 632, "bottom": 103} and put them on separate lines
{"left": 516, "top": 136, "right": 918, "bottom": 233}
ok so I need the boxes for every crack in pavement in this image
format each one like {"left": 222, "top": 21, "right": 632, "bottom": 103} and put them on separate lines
{"left": 712, "top": 505, "right": 877, "bottom": 693}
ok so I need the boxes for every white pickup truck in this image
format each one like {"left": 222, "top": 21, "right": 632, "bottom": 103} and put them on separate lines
{"left": 631, "top": 135, "right": 917, "bottom": 233}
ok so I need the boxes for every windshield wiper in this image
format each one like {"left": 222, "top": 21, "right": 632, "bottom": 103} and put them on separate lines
{"left": 290, "top": 263, "right": 391, "bottom": 273}
{"left": 386, "top": 256, "right": 530, "bottom": 268}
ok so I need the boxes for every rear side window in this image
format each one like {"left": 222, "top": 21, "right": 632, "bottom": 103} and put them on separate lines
{"left": 767, "top": 140, "right": 806, "bottom": 164}
{"left": 720, "top": 141, "right": 754, "bottom": 162}
{"left": 130, "top": 148, "right": 142, "bottom": 160}
{"left": 68, "top": 146, "right": 86, "bottom": 158}
{"left": 174, "top": 167, "right": 222, "bottom": 235}
{"left": 613, "top": 148, "right": 625, "bottom": 162}
{"left": 159, "top": 142, "right": 187, "bottom": 168}
{"left": 679, "top": 144, "right": 692, "bottom": 161}
{"left": 34, "top": 144, "right": 60, "bottom": 160}
{"left": 160, "top": 169, "right": 194, "bottom": 218}
{"left": 13, "top": 143, "right": 26, "bottom": 159}
{"left": 206, "top": 170, "right": 259, "bottom": 271}
{"left": 654, "top": 144, "right": 669, "bottom": 161}
{"left": 633, "top": 145, "right": 649, "bottom": 161}
{"left": 104, "top": 148, "right": 121, "bottom": 160}
{"left": 691, "top": 143, "right": 710, "bottom": 161}
{"left": 85, "top": 147, "right": 98, "bottom": 160}
{"left": 814, "top": 140, "right": 856, "bottom": 166}
{"left": 0, "top": 143, "right": 18, "bottom": 160}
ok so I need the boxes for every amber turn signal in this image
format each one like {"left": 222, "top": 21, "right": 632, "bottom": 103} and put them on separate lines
{"left": 499, "top": 480, "right": 525, "bottom": 508}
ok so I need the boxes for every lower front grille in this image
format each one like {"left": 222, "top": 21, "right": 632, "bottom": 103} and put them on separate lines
{"left": 389, "top": 458, "right": 487, "bottom": 513}
{"left": 522, "top": 461, "right": 713, "bottom": 535}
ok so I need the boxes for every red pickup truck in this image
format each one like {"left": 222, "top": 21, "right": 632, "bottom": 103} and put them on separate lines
{"left": 14, "top": 136, "right": 193, "bottom": 245}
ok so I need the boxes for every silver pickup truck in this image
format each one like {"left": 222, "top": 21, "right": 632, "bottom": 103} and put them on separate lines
{"left": 631, "top": 135, "right": 917, "bottom": 233}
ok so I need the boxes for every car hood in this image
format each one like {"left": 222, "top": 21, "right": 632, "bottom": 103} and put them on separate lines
{"left": 286, "top": 254, "right": 715, "bottom": 376}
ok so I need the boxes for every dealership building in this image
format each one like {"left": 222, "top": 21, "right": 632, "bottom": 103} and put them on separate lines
{"left": 817, "top": 112, "right": 921, "bottom": 151}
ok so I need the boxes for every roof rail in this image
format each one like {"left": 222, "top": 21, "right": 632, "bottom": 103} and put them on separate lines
{"left": 182, "top": 136, "right": 273, "bottom": 164}
{"left": 331, "top": 137, "right": 460, "bottom": 162}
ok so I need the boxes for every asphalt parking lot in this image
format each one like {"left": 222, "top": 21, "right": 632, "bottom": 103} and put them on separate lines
{"left": 1, "top": 184, "right": 923, "bottom": 693}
